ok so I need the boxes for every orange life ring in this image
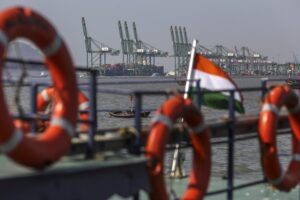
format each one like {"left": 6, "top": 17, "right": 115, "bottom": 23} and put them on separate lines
{"left": 0, "top": 7, "right": 78, "bottom": 169}
{"left": 259, "top": 85, "right": 300, "bottom": 191}
{"left": 145, "top": 95, "right": 211, "bottom": 200}
{"left": 37, "top": 87, "right": 89, "bottom": 132}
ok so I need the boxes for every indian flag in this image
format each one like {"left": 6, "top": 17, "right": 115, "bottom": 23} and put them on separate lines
{"left": 185, "top": 41, "right": 245, "bottom": 114}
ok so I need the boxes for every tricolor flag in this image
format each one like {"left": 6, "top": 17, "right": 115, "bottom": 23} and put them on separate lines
{"left": 185, "top": 40, "right": 245, "bottom": 114}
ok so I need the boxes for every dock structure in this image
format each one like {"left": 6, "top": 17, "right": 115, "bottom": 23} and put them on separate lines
{"left": 118, "top": 20, "right": 168, "bottom": 76}
{"left": 169, "top": 26, "right": 300, "bottom": 77}
{"left": 199, "top": 45, "right": 274, "bottom": 76}
{"left": 81, "top": 17, "right": 120, "bottom": 74}
{"left": 81, "top": 19, "right": 298, "bottom": 77}
{"left": 170, "top": 26, "right": 191, "bottom": 78}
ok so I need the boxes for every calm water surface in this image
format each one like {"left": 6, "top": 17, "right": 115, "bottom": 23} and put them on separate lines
{"left": 2, "top": 72, "right": 292, "bottom": 182}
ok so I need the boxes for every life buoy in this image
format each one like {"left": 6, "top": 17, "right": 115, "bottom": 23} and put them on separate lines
{"left": 37, "top": 87, "right": 89, "bottom": 132}
{"left": 259, "top": 85, "right": 300, "bottom": 191}
{"left": 145, "top": 95, "right": 211, "bottom": 200}
{"left": 0, "top": 7, "right": 78, "bottom": 169}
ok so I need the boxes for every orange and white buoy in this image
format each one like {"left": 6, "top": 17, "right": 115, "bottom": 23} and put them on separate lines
{"left": 0, "top": 7, "right": 78, "bottom": 169}
{"left": 37, "top": 86, "right": 89, "bottom": 132}
{"left": 145, "top": 95, "right": 211, "bottom": 200}
{"left": 259, "top": 85, "right": 300, "bottom": 191}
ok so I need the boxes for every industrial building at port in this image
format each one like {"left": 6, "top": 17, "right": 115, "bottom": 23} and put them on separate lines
{"left": 82, "top": 18, "right": 298, "bottom": 77}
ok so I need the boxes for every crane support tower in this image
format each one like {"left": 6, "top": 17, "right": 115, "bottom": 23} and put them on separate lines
{"left": 118, "top": 20, "right": 135, "bottom": 65}
{"left": 118, "top": 20, "right": 168, "bottom": 75}
{"left": 81, "top": 17, "right": 120, "bottom": 75}
{"left": 170, "top": 26, "right": 191, "bottom": 78}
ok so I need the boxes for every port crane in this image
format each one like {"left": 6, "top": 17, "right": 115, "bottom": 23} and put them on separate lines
{"left": 132, "top": 22, "right": 168, "bottom": 66}
{"left": 170, "top": 26, "right": 191, "bottom": 77}
{"left": 118, "top": 21, "right": 135, "bottom": 65}
{"left": 169, "top": 24, "right": 276, "bottom": 76}
{"left": 81, "top": 17, "right": 119, "bottom": 73}
{"left": 118, "top": 20, "right": 168, "bottom": 75}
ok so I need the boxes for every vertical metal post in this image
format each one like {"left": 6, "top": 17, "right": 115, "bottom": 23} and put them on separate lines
{"left": 133, "top": 92, "right": 142, "bottom": 155}
{"left": 86, "top": 69, "right": 97, "bottom": 158}
{"left": 30, "top": 82, "right": 39, "bottom": 133}
{"left": 91, "top": 52, "right": 93, "bottom": 68}
{"left": 170, "top": 39, "right": 197, "bottom": 178}
{"left": 195, "top": 79, "right": 202, "bottom": 109}
{"left": 86, "top": 52, "right": 89, "bottom": 68}
{"left": 261, "top": 78, "right": 268, "bottom": 99}
{"left": 227, "top": 90, "right": 235, "bottom": 200}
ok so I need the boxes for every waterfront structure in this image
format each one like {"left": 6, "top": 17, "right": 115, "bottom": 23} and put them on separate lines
{"left": 81, "top": 19, "right": 295, "bottom": 77}
{"left": 169, "top": 26, "right": 284, "bottom": 77}
{"left": 118, "top": 21, "right": 168, "bottom": 75}
{"left": 81, "top": 17, "right": 120, "bottom": 74}
{"left": 170, "top": 26, "right": 191, "bottom": 78}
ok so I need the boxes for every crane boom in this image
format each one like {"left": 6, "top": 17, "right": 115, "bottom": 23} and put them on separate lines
{"left": 81, "top": 17, "right": 88, "bottom": 39}
{"left": 124, "top": 21, "right": 130, "bottom": 40}
{"left": 183, "top": 27, "right": 188, "bottom": 44}
{"left": 170, "top": 26, "right": 175, "bottom": 42}
{"left": 118, "top": 21, "right": 126, "bottom": 54}
{"left": 118, "top": 21, "right": 124, "bottom": 40}
{"left": 124, "top": 21, "right": 134, "bottom": 54}
{"left": 133, "top": 22, "right": 142, "bottom": 49}
{"left": 179, "top": 27, "right": 184, "bottom": 44}
{"left": 81, "top": 17, "right": 91, "bottom": 52}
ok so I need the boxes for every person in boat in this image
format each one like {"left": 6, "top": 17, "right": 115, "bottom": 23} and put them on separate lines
{"left": 36, "top": 86, "right": 90, "bottom": 133}
{"left": 129, "top": 94, "right": 134, "bottom": 112}
{"left": 108, "top": 95, "right": 150, "bottom": 118}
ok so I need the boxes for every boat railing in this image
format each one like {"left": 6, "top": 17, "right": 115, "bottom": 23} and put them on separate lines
{"left": 77, "top": 69, "right": 296, "bottom": 199}
{"left": 3, "top": 59, "right": 299, "bottom": 199}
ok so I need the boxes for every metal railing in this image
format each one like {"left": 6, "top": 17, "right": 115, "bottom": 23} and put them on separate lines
{"left": 4, "top": 58, "right": 298, "bottom": 199}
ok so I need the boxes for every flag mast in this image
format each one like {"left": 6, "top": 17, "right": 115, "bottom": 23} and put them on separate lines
{"left": 184, "top": 39, "right": 198, "bottom": 99}
{"left": 170, "top": 39, "right": 198, "bottom": 178}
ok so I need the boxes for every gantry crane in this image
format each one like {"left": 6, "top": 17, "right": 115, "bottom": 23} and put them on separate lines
{"left": 118, "top": 20, "right": 168, "bottom": 75}
{"left": 132, "top": 22, "right": 168, "bottom": 66}
{"left": 170, "top": 26, "right": 191, "bottom": 77}
{"left": 118, "top": 20, "right": 135, "bottom": 65}
{"left": 81, "top": 17, "right": 120, "bottom": 74}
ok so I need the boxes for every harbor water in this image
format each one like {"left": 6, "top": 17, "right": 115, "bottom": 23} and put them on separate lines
{"left": 2, "top": 71, "right": 298, "bottom": 199}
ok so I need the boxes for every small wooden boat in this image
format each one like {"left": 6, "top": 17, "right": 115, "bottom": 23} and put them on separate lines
{"left": 108, "top": 110, "right": 151, "bottom": 118}
{"left": 286, "top": 79, "right": 300, "bottom": 89}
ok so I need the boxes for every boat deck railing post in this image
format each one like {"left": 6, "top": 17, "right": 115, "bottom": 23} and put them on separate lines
{"left": 133, "top": 92, "right": 142, "bottom": 155}
{"left": 227, "top": 90, "right": 236, "bottom": 200}
{"left": 30, "top": 82, "right": 39, "bottom": 133}
{"left": 261, "top": 78, "right": 268, "bottom": 99}
{"left": 86, "top": 69, "right": 98, "bottom": 158}
{"left": 195, "top": 79, "right": 202, "bottom": 109}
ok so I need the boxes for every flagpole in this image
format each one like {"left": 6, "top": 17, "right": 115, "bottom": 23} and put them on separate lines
{"left": 170, "top": 39, "right": 198, "bottom": 178}
{"left": 184, "top": 39, "right": 198, "bottom": 99}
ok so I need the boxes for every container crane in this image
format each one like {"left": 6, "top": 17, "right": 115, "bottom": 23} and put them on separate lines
{"left": 118, "top": 21, "right": 135, "bottom": 65}
{"left": 132, "top": 22, "right": 168, "bottom": 66}
{"left": 118, "top": 20, "right": 127, "bottom": 63}
{"left": 170, "top": 25, "right": 190, "bottom": 77}
{"left": 81, "top": 17, "right": 120, "bottom": 74}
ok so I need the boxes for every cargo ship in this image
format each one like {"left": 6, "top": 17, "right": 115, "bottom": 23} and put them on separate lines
{"left": 100, "top": 63, "right": 164, "bottom": 76}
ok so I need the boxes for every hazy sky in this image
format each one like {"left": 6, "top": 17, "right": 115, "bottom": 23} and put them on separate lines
{"left": 1, "top": 0, "right": 300, "bottom": 71}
